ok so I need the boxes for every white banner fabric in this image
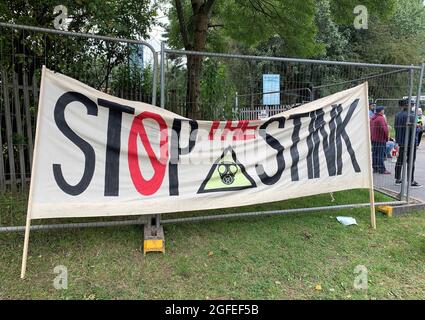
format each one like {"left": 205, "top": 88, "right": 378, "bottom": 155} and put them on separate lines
{"left": 28, "top": 67, "right": 371, "bottom": 219}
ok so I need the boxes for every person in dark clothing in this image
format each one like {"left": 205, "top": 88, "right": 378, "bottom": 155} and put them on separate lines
{"left": 370, "top": 106, "right": 390, "bottom": 174}
{"left": 417, "top": 108, "right": 424, "bottom": 146}
{"left": 394, "top": 99, "right": 422, "bottom": 187}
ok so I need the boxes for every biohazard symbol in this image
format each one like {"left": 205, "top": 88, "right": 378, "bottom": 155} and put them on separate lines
{"left": 197, "top": 147, "right": 256, "bottom": 194}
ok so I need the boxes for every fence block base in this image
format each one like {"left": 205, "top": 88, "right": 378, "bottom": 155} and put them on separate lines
{"left": 143, "top": 223, "right": 165, "bottom": 255}
{"left": 378, "top": 203, "right": 425, "bottom": 217}
{"left": 378, "top": 206, "right": 393, "bottom": 217}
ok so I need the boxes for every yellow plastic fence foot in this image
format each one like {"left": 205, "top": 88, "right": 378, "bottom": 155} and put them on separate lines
{"left": 377, "top": 205, "right": 393, "bottom": 217}
{"left": 143, "top": 215, "right": 165, "bottom": 255}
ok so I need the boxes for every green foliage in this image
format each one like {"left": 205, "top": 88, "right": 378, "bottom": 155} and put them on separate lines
{"left": 111, "top": 61, "right": 154, "bottom": 101}
{"left": 0, "top": 0, "right": 157, "bottom": 38}
{"left": 349, "top": 0, "right": 425, "bottom": 66}
{"left": 167, "top": 0, "right": 398, "bottom": 58}
{"left": 200, "top": 59, "right": 236, "bottom": 119}
{"left": 236, "top": 0, "right": 410, "bottom": 64}
{"left": 167, "top": 2, "right": 192, "bottom": 48}
{"left": 0, "top": 1, "right": 158, "bottom": 102}
{"left": 167, "top": 0, "right": 322, "bottom": 57}
{"left": 217, "top": 0, "right": 320, "bottom": 57}
{"left": 329, "top": 0, "right": 396, "bottom": 24}
{"left": 315, "top": 0, "right": 350, "bottom": 61}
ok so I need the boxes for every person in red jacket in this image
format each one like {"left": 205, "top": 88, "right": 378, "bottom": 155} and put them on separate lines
{"left": 370, "top": 106, "right": 390, "bottom": 174}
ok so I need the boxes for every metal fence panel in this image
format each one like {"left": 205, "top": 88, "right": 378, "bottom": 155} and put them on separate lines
{"left": 0, "top": 24, "right": 423, "bottom": 233}
{"left": 161, "top": 48, "right": 423, "bottom": 205}
{"left": 0, "top": 23, "right": 158, "bottom": 230}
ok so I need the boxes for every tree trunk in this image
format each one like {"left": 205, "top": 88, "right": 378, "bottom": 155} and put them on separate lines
{"left": 186, "top": 54, "right": 203, "bottom": 118}
{"left": 185, "top": 10, "right": 209, "bottom": 119}
{"left": 175, "top": 0, "right": 215, "bottom": 119}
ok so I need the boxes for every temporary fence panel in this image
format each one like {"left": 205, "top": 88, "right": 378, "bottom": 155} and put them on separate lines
{"left": 161, "top": 48, "right": 424, "bottom": 208}
{"left": 0, "top": 23, "right": 423, "bottom": 233}
{"left": 0, "top": 22, "right": 158, "bottom": 229}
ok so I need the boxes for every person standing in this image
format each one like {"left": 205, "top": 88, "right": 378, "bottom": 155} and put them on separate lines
{"left": 370, "top": 106, "right": 390, "bottom": 174}
{"left": 394, "top": 99, "right": 422, "bottom": 187}
{"left": 369, "top": 103, "right": 376, "bottom": 119}
{"left": 417, "top": 108, "right": 424, "bottom": 146}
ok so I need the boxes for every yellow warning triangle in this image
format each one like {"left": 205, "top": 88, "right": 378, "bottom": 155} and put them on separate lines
{"left": 198, "top": 147, "right": 256, "bottom": 194}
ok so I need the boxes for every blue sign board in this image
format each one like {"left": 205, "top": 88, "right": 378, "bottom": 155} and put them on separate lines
{"left": 263, "top": 74, "right": 280, "bottom": 105}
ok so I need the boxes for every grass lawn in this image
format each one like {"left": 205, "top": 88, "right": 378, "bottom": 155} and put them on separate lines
{"left": 0, "top": 189, "right": 424, "bottom": 300}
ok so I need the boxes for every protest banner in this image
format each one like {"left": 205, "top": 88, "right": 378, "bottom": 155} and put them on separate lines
{"left": 21, "top": 67, "right": 374, "bottom": 277}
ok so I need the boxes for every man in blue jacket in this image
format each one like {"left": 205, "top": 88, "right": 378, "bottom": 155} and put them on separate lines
{"left": 394, "top": 99, "right": 421, "bottom": 188}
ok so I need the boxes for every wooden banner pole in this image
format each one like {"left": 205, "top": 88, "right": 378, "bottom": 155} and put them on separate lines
{"left": 20, "top": 66, "right": 47, "bottom": 278}
{"left": 20, "top": 213, "right": 31, "bottom": 278}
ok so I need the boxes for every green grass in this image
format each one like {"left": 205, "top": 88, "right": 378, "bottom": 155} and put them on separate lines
{"left": 1, "top": 189, "right": 425, "bottom": 300}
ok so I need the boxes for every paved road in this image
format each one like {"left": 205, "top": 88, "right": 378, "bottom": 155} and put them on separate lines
{"left": 373, "top": 143, "right": 425, "bottom": 203}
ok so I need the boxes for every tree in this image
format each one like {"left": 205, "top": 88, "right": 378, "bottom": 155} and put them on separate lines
{"left": 171, "top": 0, "right": 219, "bottom": 119}
{"left": 168, "top": 0, "right": 321, "bottom": 118}
{"left": 309, "top": 0, "right": 425, "bottom": 102}
{"left": 167, "top": 0, "right": 396, "bottom": 119}
{"left": 314, "top": 0, "right": 350, "bottom": 61}
{"left": 0, "top": 0, "right": 159, "bottom": 92}
{"left": 348, "top": 0, "right": 425, "bottom": 66}
{"left": 0, "top": 0, "right": 157, "bottom": 37}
